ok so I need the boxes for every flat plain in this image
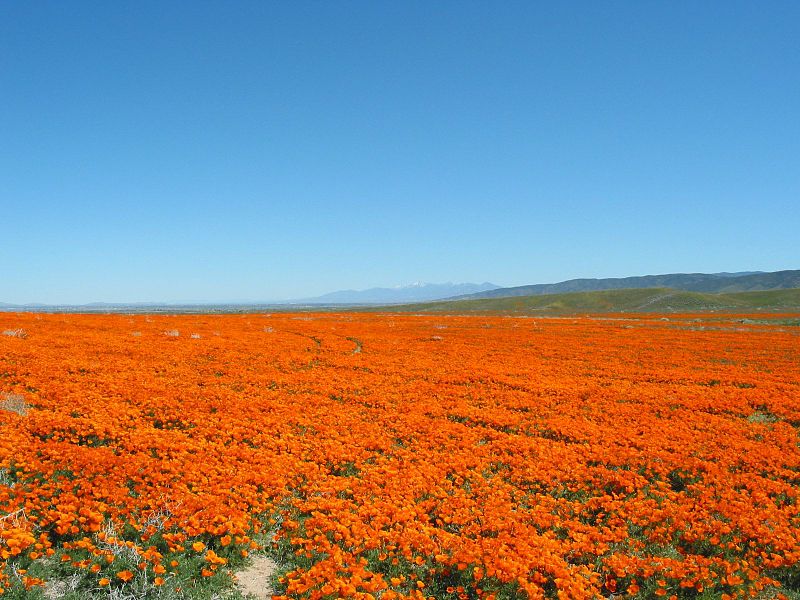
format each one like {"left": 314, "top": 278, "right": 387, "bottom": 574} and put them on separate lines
{"left": 1, "top": 312, "right": 799, "bottom": 599}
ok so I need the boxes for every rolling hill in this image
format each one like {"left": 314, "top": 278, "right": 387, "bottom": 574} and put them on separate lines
{"left": 449, "top": 270, "right": 800, "bottom": 300}
{"left": 375, "top": 287, "right": 800, "bottom": 315}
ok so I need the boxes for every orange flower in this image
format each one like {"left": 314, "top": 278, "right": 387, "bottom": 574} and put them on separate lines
{"left": 116, "top": 570, "right": 134, "bottom": 582}
{"left": 1, "top": 311, "right": 798, "bottom": 600}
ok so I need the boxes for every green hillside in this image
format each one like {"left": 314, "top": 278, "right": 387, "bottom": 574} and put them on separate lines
{"left": 452, "top": 269, "right": 800, "bottom": 300}
{"left": 374, "top": 287, "right": 800, "bottom": 314}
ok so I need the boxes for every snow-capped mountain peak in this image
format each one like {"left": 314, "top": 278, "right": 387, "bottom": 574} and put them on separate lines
{"left": 298, "top": 282, "right": 500, "bottom": 304}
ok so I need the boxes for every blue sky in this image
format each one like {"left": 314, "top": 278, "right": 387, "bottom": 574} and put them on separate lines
{"left": 2, "top": 1, "right": 798, "bottom": 303}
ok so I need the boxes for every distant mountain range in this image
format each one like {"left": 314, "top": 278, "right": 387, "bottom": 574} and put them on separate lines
{"left": 0, "top": 282, "right": 501, "bottom": 311}
{"left": 294, "top": 282, "right": 500, "bottom": 304}
{"left": 448, "top": 270, "right": 800, "bottom": 301}
{"left": 2, "top": 271, "right": 798, "bottom": 311}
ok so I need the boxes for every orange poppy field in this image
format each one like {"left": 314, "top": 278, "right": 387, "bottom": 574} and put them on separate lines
{"left": 1, "top": 311, "right": 799, "bottom": 599}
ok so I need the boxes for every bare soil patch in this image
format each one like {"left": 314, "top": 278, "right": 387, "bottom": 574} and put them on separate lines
{"left": 236, "top": 555, "right": 277, "bottom": 599}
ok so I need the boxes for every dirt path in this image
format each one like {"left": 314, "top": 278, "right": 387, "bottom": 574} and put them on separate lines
{"left": 635, "top": 291, "right": 676, "bottom": 309}
{"left": 236, "top": 555, "right": 278, "bottom": 599}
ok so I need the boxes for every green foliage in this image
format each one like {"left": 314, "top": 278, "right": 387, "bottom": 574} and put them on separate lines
{"left": 370, "top": 287, "right": 800, "bottom": 315}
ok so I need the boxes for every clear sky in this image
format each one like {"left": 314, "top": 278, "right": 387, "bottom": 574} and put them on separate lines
{"left": 2, "top": 2, "right": 798, "bottom": 303}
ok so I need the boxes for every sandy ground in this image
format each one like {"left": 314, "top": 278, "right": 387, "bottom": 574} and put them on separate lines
{"left": 236, "top": 555, "right": 278, "bottom": 599}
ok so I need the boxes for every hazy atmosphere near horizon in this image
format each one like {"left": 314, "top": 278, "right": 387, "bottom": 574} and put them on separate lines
{"left": 2, "top": 2, "right": 798, "bottom": 304}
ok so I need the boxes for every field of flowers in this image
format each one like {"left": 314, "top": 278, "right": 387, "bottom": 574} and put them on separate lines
{"left": 1, "top": 312, "right": 799, "bottom": 599}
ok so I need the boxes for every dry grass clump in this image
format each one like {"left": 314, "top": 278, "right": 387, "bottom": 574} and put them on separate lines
{"left": 0, "top": 392, "right": 29, "bottom": 416}
{"left": 164, "top": 329, "right": 180, "bottom": 337}
{"left": 2, "top": 328, "right": 27, "bottom": 339}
